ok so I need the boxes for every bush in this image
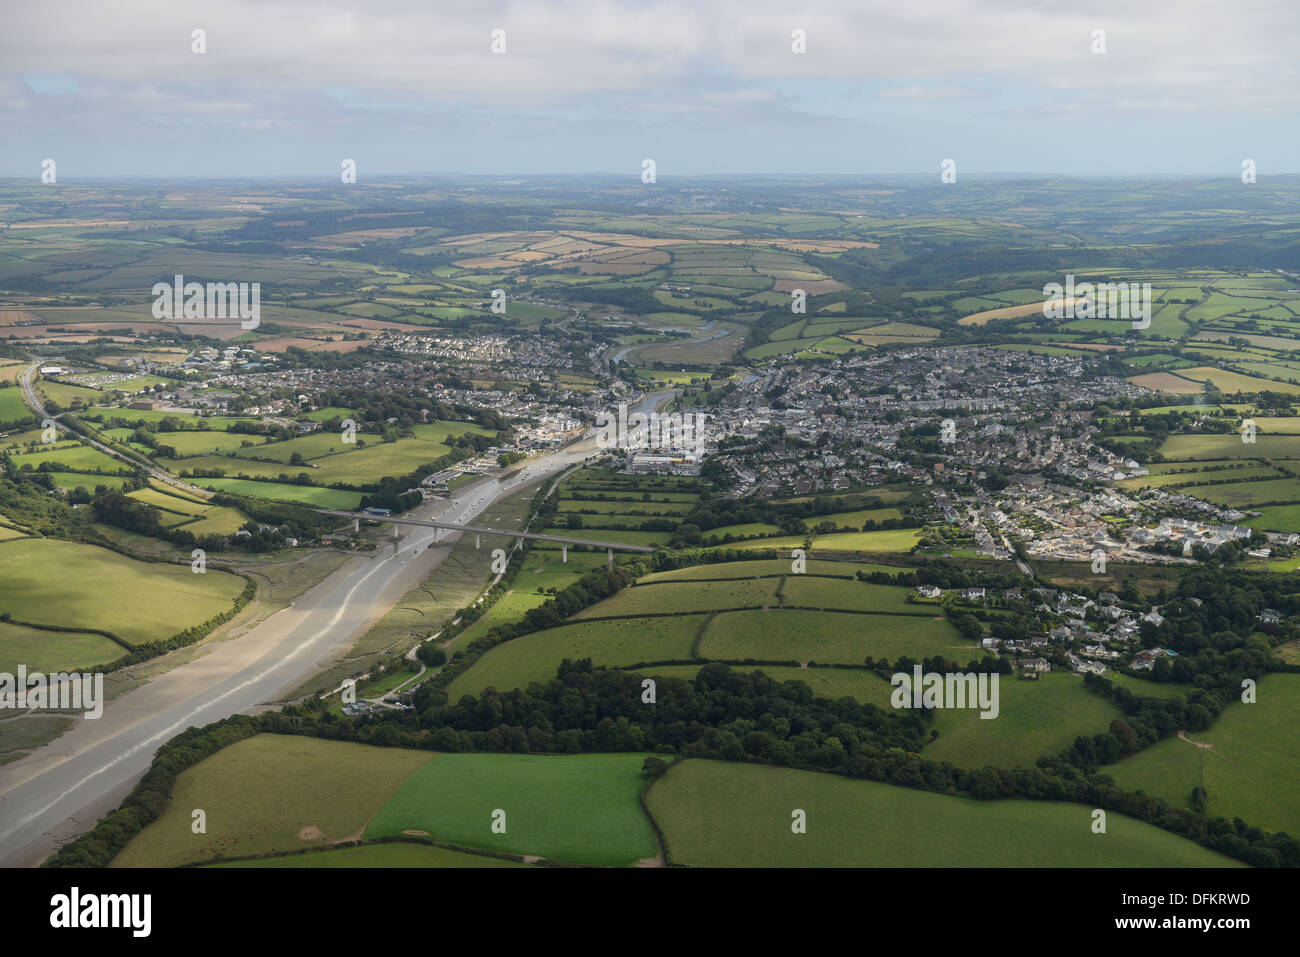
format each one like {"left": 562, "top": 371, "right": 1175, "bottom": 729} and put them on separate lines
{"left": 417, "top": 643, "right": 448, "bottom": 667}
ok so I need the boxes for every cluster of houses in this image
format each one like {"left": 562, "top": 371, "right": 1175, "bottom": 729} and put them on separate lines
{"left": 1125, "top": 517, "right": 1257, "bottom": 555}
{"left": 916, "top": 583, "right": 1191, "bottom": 678}
{"left": 704, "top": 348, "right": 1150, "bottom": 500}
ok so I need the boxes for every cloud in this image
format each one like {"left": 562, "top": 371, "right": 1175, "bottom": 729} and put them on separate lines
{"left": 878, "top": 86, "right": 977, "bottom": 101}
{"left": 0, "top": 0, "right": 1295, "bottom": 174}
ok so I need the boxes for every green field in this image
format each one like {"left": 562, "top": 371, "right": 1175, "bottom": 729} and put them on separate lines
{"left": 1177, "top": 367, "right": 1300, "bottom": 395}
{"left": 570, "top": 578, "right": 781, "bottom": 618}
{"left": 639, "top": 559, "right": 907, "bottom": 582}
{"left": 44, "top": 471, "right": 135, "bottom": 492}
{"left": 698, "top": 609, "right": 961, "bottom": 664}
{"left": 810, "top": 507, "right": 905, "bottom": 529}
{"left": 924, "top": 672, "right": 1123, "bottom": 769}
{"left": 538, "top": 527, "right": 671, "bottom": 547}
{"left": 1103, "top": 673, "right": 1197, "bottom": 699}
{"left": 185, "top": 505, "right": 257, "bottom": 536}
{"left": 128, "top": 487, "right": 209, "bottom": 516}
{"left": 215, "top": 420, "right": 494, "bottom": 483}
{"left": 447, "top": 615, "right": 701, "bottom": 697}
{"left": 142, "top": 430, "right": 257, "bottom": 456}
{"left": 646, "top": 759, "right": 1242, "bottom": 867}
{"left": 38, "top": 380, "right": 103, "bottom": 408}
{"left": 1158, "top": 434, "right": 1300, "bottom": 461}
{"left": 365, "top": 753, "right": 659, "bottom": 866}
{"left": 1247, "top": 504, "right": 1300, "bottom": 534}
{"left": 1107, "top": 674, "right": 1300, "bottom": 834}
{"left": 90, "top": 409, "right": 259, "bottom": 429}
{"left": 631, "top": 663, "right": 896, "bottom": 708}
{"left": 780, "top": 576, "right": 923, "bottom": 614}
{"left": 0, "top": 386, "right": 33, "bottom": 426}
{"left": 557, "top": 499, "right": 694, "bottom": 515}
{"left": 189, "top": 477, "right": 362, "bottom": 509}
{"left": 449, "top": 551, "right": 610, "bottom": 649}
{"left": 0, "top": 538, "right": 246, "bottom": 647}
{"left": 9, "top": 443, "right": 131, "bottom": 474}
{"left": 0, "top": 620, "right": 126, "bottom": 674}
{"left": 450, "top": 561, "right": 946, "bottom": 695}
{"left": 113, "top": 735, "right": 436, "bottom": 867}
{"left": 725, "top": 528, "right": 922, "bottom": 554}
{"left": 704, "top": 522, "right": 784, "bottom": 539}
{"left": 1175, "top": 478, "right": 1300, "bottom": 508}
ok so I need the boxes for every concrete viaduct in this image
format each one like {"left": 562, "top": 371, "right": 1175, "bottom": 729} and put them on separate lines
{"left": 315, "top": 508, "right": 656, "bottom": 565}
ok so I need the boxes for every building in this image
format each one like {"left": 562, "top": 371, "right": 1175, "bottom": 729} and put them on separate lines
{"left": 1132, "top": 647, "right": 1177, "bottom": 671}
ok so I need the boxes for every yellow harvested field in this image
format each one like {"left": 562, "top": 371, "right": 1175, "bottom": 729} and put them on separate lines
{"left": 453, "top": 256, "right": 527, "bottom": 269}
{"left": 312, "top": 227, "right": 429, "bottom": 245}
{"left": 1176, "top": 367, "right": 1300, "bottom": 395}
{"left": 1127, "top": 372, "right": 1205, "bottom": 394}
{"left": 958, "top": 297, "right": 1088, "bottom": 326}
{"left": 846, "top": 322, "right": 940, "bottom": 346}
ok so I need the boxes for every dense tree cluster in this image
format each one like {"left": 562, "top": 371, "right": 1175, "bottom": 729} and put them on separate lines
{"left": 1136, "top": 567, "right": 1299, "bottom": 686}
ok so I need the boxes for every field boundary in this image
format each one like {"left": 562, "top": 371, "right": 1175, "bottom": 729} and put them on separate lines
{"left": 689, "top": 613, "right": 717, "bottom": 659}
{"left": 0, "top": 616, "right": 134, "bottom": 653}
{"left": 575, "top": 605, "right": 942, "bottom": 624}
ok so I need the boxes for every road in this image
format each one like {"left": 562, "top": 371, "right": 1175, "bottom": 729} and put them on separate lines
{"left": 0, "top": 385, "right": 674, "bottom": 866}
{"left": 19, "top": 362, "right": 214, "bottom": 499}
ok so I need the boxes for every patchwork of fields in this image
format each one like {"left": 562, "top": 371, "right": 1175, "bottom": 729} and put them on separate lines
{"left": 110, "top": 735, "right": 1236, "bottom": 869}
{"left": 1106, "top": 674, "right": 1300, "bottom": 835}
{"left": 646, "top": 760, "right": 1240, "bottom": 868}
{"left": 447, "top": 559, "right": 966, "bottom": 698}
{"left": 537, "top": 468, "right": 701, "bottom": 550}
{"left": 1107, "top": 427, "right": 1300, "bottom": 532}
{"left": 0, "top": 537, "right": 246, "bottom": 667}
{"left": 126, "top": 482, "right": 252, "bottom": 536}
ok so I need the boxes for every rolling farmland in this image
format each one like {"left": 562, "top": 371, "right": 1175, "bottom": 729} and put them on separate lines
{"left": 646, "top": 760, "right": 1242, "bottom": 868}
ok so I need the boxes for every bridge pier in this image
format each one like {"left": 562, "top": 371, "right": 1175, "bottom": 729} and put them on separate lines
{"left": 475, "top": 532, "right": 480, "bottom": 549}
{"left": 608, "top": 547, "right": 613, "bottom": 568}
{"left": 562, "top": 543, "right": 567, "bottom": 563}
{"left": 353, "top": 518, "right": 359, "bottom": 532}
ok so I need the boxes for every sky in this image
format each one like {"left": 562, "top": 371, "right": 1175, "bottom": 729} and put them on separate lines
{"left": 1, "top": 0, "right": 1298, "bottom": 179}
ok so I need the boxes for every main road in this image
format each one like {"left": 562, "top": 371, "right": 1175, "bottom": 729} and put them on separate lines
{"left": 18, "top": 361, "right": 215, "bottom": 499}
{"left": 0, "top": 383, "right": 673, "bottom": 866}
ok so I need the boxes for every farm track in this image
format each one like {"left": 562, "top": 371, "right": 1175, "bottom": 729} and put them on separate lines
{"left": 1177, "top": 729, "right": 1238, "bottom": 767}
